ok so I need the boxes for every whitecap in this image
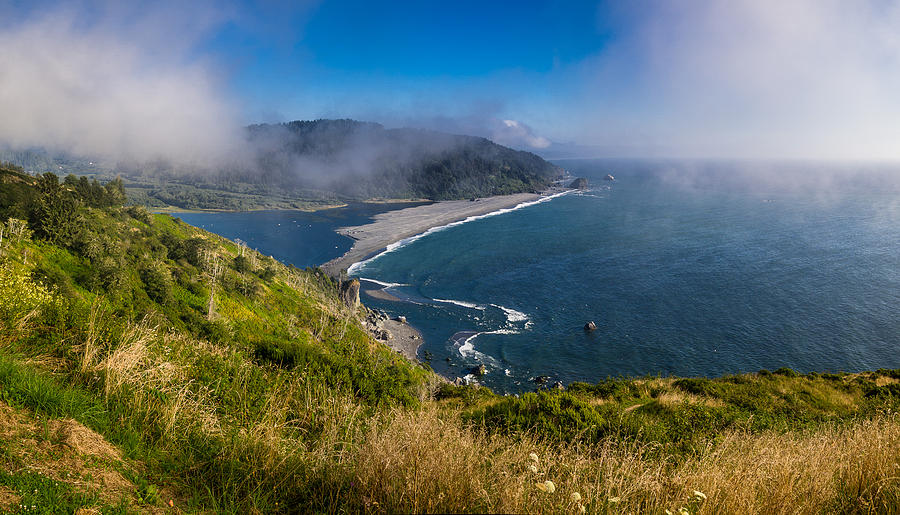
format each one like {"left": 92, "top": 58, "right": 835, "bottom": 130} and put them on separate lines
{"left": 358, "top": 277, "right": 409, "bottom": 288}
{"left": 434, "top": 298, "right": 485, "bottom": 310}
{"left": 490, "top": 303, "right": 529, "bottom": 323}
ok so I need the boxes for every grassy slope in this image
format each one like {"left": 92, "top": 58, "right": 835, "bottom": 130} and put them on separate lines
{"left": 0, "top": 171, "right": 898, "bottom": 512}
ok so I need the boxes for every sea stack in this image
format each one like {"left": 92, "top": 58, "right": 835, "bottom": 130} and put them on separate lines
{"left": 568, "top": 177, "right": 590, "bottom": 189}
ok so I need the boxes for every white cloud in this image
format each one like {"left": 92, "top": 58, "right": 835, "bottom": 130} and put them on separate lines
{"left": 0, "top": 3, "right": 244, "bottom": 167}
{"left": 498, "top": 120, "right": 551, "bottom": 149}
{"left": 561, "top": 0, "right": 900, "bottom": 159}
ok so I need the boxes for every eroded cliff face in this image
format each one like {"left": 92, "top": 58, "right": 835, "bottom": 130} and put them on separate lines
{"left": 341, "top": 278, "right": 361, "bottom": 310}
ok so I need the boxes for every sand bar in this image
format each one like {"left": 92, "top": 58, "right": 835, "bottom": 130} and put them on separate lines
{"left": 321, "top": 192, "right": 544, "bottom": 277}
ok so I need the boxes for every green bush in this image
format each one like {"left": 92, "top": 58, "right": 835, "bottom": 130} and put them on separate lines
{"left": 471, "top": 391, "right": 606, "bottom": 443}
{"left": 140, "top": 263, "right": 173, "bottom": 305}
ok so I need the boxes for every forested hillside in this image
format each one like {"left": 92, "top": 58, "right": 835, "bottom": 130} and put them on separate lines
{"left": 0, "top": 164, "right": 898, "bottom": 513}
{"left": 238, "top": 119, "right": 563, "bottom": 200}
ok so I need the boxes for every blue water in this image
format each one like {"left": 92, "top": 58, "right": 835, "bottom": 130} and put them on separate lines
{"left": 173, "top": 202, "right": 426, "bottom": 269}
{"left": 179, "top": 160, "right": 900, "bottom": 393}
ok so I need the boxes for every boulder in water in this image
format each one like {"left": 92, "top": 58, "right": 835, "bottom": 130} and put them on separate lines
{"left": 604, "top": 174, "right": 615, "bottom": 181}
{"left": 568, "top": 177, "right": 589, "bottom": 189}
{"left": 584, "top": 321, "right": 597, "bottom": 331}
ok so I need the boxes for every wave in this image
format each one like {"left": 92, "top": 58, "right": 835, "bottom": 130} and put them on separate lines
{"left": 349, "top": 190, "right": 573, "bottom": 273}
{"left": 434, "top": 298, "right": 485, "bottom": 310}
{"left": 457, "top": 329, "right": 518, "bottom": 357}
{"left": 358, "top": 277, "right": 409, "bottom": 288}
{"left": 490, "top": 303, "right": 528, "bottom": 323}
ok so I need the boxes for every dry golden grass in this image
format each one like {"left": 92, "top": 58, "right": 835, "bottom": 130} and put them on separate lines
{"left": 345, "top": 406, "right": 900, "bottom": 514}
{"left": 656, "top": 390, "right": 727, "bottom": 409}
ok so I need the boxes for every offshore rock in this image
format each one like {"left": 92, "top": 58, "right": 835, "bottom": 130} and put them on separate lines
{"left": 534, "top": 375, "right": 551, "bottom": 385}
{"left": 341, "top": 279, "right": 360, "bottom": 310}
{"left": 568, "top": 177, "right": 590, "bottom": 189}
{"left": 604, "top": 174, "right": 615, "bottom": 181}
{"left": 584, "top": 321, "right": 597, "bottom": 331}
{"left": 472, "top": 364, "right": 487, "bottom": 376}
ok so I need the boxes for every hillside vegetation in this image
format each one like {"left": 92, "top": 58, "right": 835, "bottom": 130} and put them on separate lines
{"left": 0, "top": 163, "right": 898, "bottom": 513}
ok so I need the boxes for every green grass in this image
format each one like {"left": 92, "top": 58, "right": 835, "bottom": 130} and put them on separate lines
{"left": 463, "top": 371, "right": 900, "bottom": 455}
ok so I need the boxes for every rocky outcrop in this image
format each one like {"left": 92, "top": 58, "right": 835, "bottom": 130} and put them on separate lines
{"left": 603, "top": 174, "right": 615, "bottom": 181}
{"left": 568, "top": 177, "right": 589, "bottom": 189}
{"left": 340, "top": 279, "right": 360, "bottom": 310}
{"left": 584, "top": 321, "right": 597, "bottom": 331}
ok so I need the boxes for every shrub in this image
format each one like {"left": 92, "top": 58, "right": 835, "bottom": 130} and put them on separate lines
{"left": 140, "top": 263, "right": 173, "bottom": 305}
{"left": 775, "top": 367, "right": 800, "bottom": 377}
{"left": 471, "top": 391, "right": 606, "bottom": 443}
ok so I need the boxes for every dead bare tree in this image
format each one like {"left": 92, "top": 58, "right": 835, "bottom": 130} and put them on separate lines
{"left": 203, "top": 249, "right": 223, "bottom": 320}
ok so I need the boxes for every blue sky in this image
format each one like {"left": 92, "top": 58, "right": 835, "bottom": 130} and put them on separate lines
{"left": 3, "top": 0, "right": 900, "bottom": 160}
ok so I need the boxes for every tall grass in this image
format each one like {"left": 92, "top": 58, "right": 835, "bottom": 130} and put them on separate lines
{"left": 348, "top": 407, "right": 900, "bottom": 514}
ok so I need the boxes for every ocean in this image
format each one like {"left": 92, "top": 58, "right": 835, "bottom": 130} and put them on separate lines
{"left": 177, "top": 160, "right": 900, "bottom": 393}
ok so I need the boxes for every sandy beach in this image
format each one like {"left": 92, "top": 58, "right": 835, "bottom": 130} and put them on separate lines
{"left": 321, "top": 192, "right": 542, "bottom": 277}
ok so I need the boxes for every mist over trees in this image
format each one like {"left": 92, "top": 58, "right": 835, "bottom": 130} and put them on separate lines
{"left": 234, "top": 119, "right": 563, "bottom": 200}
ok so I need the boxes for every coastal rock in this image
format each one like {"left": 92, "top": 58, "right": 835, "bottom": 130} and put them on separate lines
{"left": 604, "top": 174, "right": 615, "bottom": 181}
{"left": 552, "top": 381, "right": 565, "bottom": 390}
{"left": 472, "top": 364, "right": 487, "bottom": 376}
{"left": 534, "top": 375, "right": 551, "bottom": 385}
{"left": 396, "top": 315, "right": 407, "bottom": 324}
{"left": 584, "top": 321, "right": 597, "bottom": 331}
{"left": 568, "top": 177, "right": 590, "bottom": 189}
{"left": 340, "top": 279, "right": 360, "bottom": 310}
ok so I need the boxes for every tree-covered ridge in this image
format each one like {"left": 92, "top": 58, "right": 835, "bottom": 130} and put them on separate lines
{"left": 240, "top": 119, "right": 563, "bottom": 200}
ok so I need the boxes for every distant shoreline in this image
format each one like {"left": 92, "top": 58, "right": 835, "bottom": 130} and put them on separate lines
{"left": 152, "top": 197, "right": 433, "bottom": 215}
{"left": 321, "top": 189, "right": 570, "bottom": 277}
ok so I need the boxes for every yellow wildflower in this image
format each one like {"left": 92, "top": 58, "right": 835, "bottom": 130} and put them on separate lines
{"left": 570, "top": 492, "right": 581, "bottom": 502}
{"left": 536, "top": 480, "right": 556, "bottom": 493}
